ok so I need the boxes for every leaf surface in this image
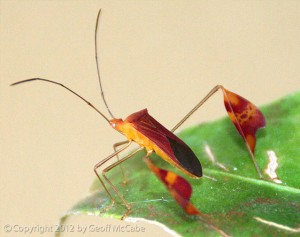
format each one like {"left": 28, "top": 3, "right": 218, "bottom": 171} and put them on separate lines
{"left": 59, "top": 91, "right": 300, "bottom": 237}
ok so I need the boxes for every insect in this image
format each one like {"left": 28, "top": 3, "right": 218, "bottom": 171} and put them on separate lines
{"left": 11, "top": 9, "right": 265, "bottom": 236}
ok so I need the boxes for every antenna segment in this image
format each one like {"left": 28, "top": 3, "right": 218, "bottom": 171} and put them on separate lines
{"left": 11, "top": 9, "right": 114, "bottom": 123}
{"left": 11, "top": 78, "right": 111, "bottom": 123}
{"left": 95, "top": 9, "right": 115, "bottom": 118}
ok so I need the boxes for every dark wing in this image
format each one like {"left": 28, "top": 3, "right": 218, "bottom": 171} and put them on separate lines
{"left": 126, "top": 109, "right": 202, "bottom": 177}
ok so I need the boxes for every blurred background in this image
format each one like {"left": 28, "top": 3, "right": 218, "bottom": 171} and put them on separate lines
{"left": 1, "top": 1, "right": 300, "bottom": 236}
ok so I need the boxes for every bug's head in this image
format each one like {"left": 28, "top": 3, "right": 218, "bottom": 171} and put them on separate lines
{"left": 109, "top": 118, "right": 124, "bottom": 132}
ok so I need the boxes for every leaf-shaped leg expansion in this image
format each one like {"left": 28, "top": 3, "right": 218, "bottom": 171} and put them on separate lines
{"left": 172, "top": 85, "right": 266, "bottom": 178}
{"left": 144, "top": 153, "right": 230, "bottom": 237}
{"left": 222, "top": 88, "right": 266, "bottom": 177}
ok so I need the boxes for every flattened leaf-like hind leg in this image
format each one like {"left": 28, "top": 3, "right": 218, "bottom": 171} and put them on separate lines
{"left": 221, "top": 87, "right": 265, "bottom": 178}
{"left": 144, "top": 152, "right": 230, "bottom": 237}
{"left": 171, "top": 85, "right": 266, "bottom": 178}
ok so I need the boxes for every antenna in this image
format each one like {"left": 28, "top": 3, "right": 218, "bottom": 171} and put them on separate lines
{"left": 95, "top": 9, "right": 115, "bottom": 118}
{"left": 11, "top": 78, "right": 111, "bottom": 123}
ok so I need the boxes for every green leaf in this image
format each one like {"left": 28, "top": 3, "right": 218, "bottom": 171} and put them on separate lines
{"left": 58, "top": 91, "right": 300, "bottom": 236}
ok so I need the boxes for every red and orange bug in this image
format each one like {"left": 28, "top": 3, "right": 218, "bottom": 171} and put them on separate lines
{"left": 11, "top": 9, "right": 265, "bottom": 236}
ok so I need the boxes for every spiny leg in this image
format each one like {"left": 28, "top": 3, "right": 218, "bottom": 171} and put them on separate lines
{"left": 113, "top": 140, "right": 129, "bottom": 184}
{"left": 102, "top": 147, "right": 145, "bottom": 220}
{"left": 171, "top": 85, "right": 264, "bottom": 178}
{"left": 94, "top": 141, "right": 132, "bottom": 210}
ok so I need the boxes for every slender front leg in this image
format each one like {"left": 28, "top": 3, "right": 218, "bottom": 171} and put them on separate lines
{"left": 102, "top": 147, "right": 145, "bottom": 220}
{"left": 113, "top": 140, "right": 130, "bottom": 184}
{"left": 94, "top": 141, "right": 132, "bottom": 204}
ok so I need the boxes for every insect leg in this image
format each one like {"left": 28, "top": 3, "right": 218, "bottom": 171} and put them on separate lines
{"left": 94, "top": 141, "right": 132, "bottom": 204}
{"left": 113, "top": 140, "right": 130, "bottom": 184}
{"left": 171, "top": 85, "right": 221, "bottom": 132}
{"left": 102, "top": 147, "right": 145, "bottom": 220}
{"left": 143, "top": 154, "right": 230, "bottom": 237}
{"left": 171, "top": 85, "right": 264, "bottom": 178}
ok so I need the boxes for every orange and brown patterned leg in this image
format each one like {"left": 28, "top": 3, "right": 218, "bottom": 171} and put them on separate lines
{"left": 143, "top": 153, "right": 230, "bottom": 237}
{"left": 171, "top": 85, "right": 265, "bottom": 178}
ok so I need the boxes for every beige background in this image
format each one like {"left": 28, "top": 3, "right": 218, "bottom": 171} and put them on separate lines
{"left": 1, "top": 1, "right": 300, "bottom": 237}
